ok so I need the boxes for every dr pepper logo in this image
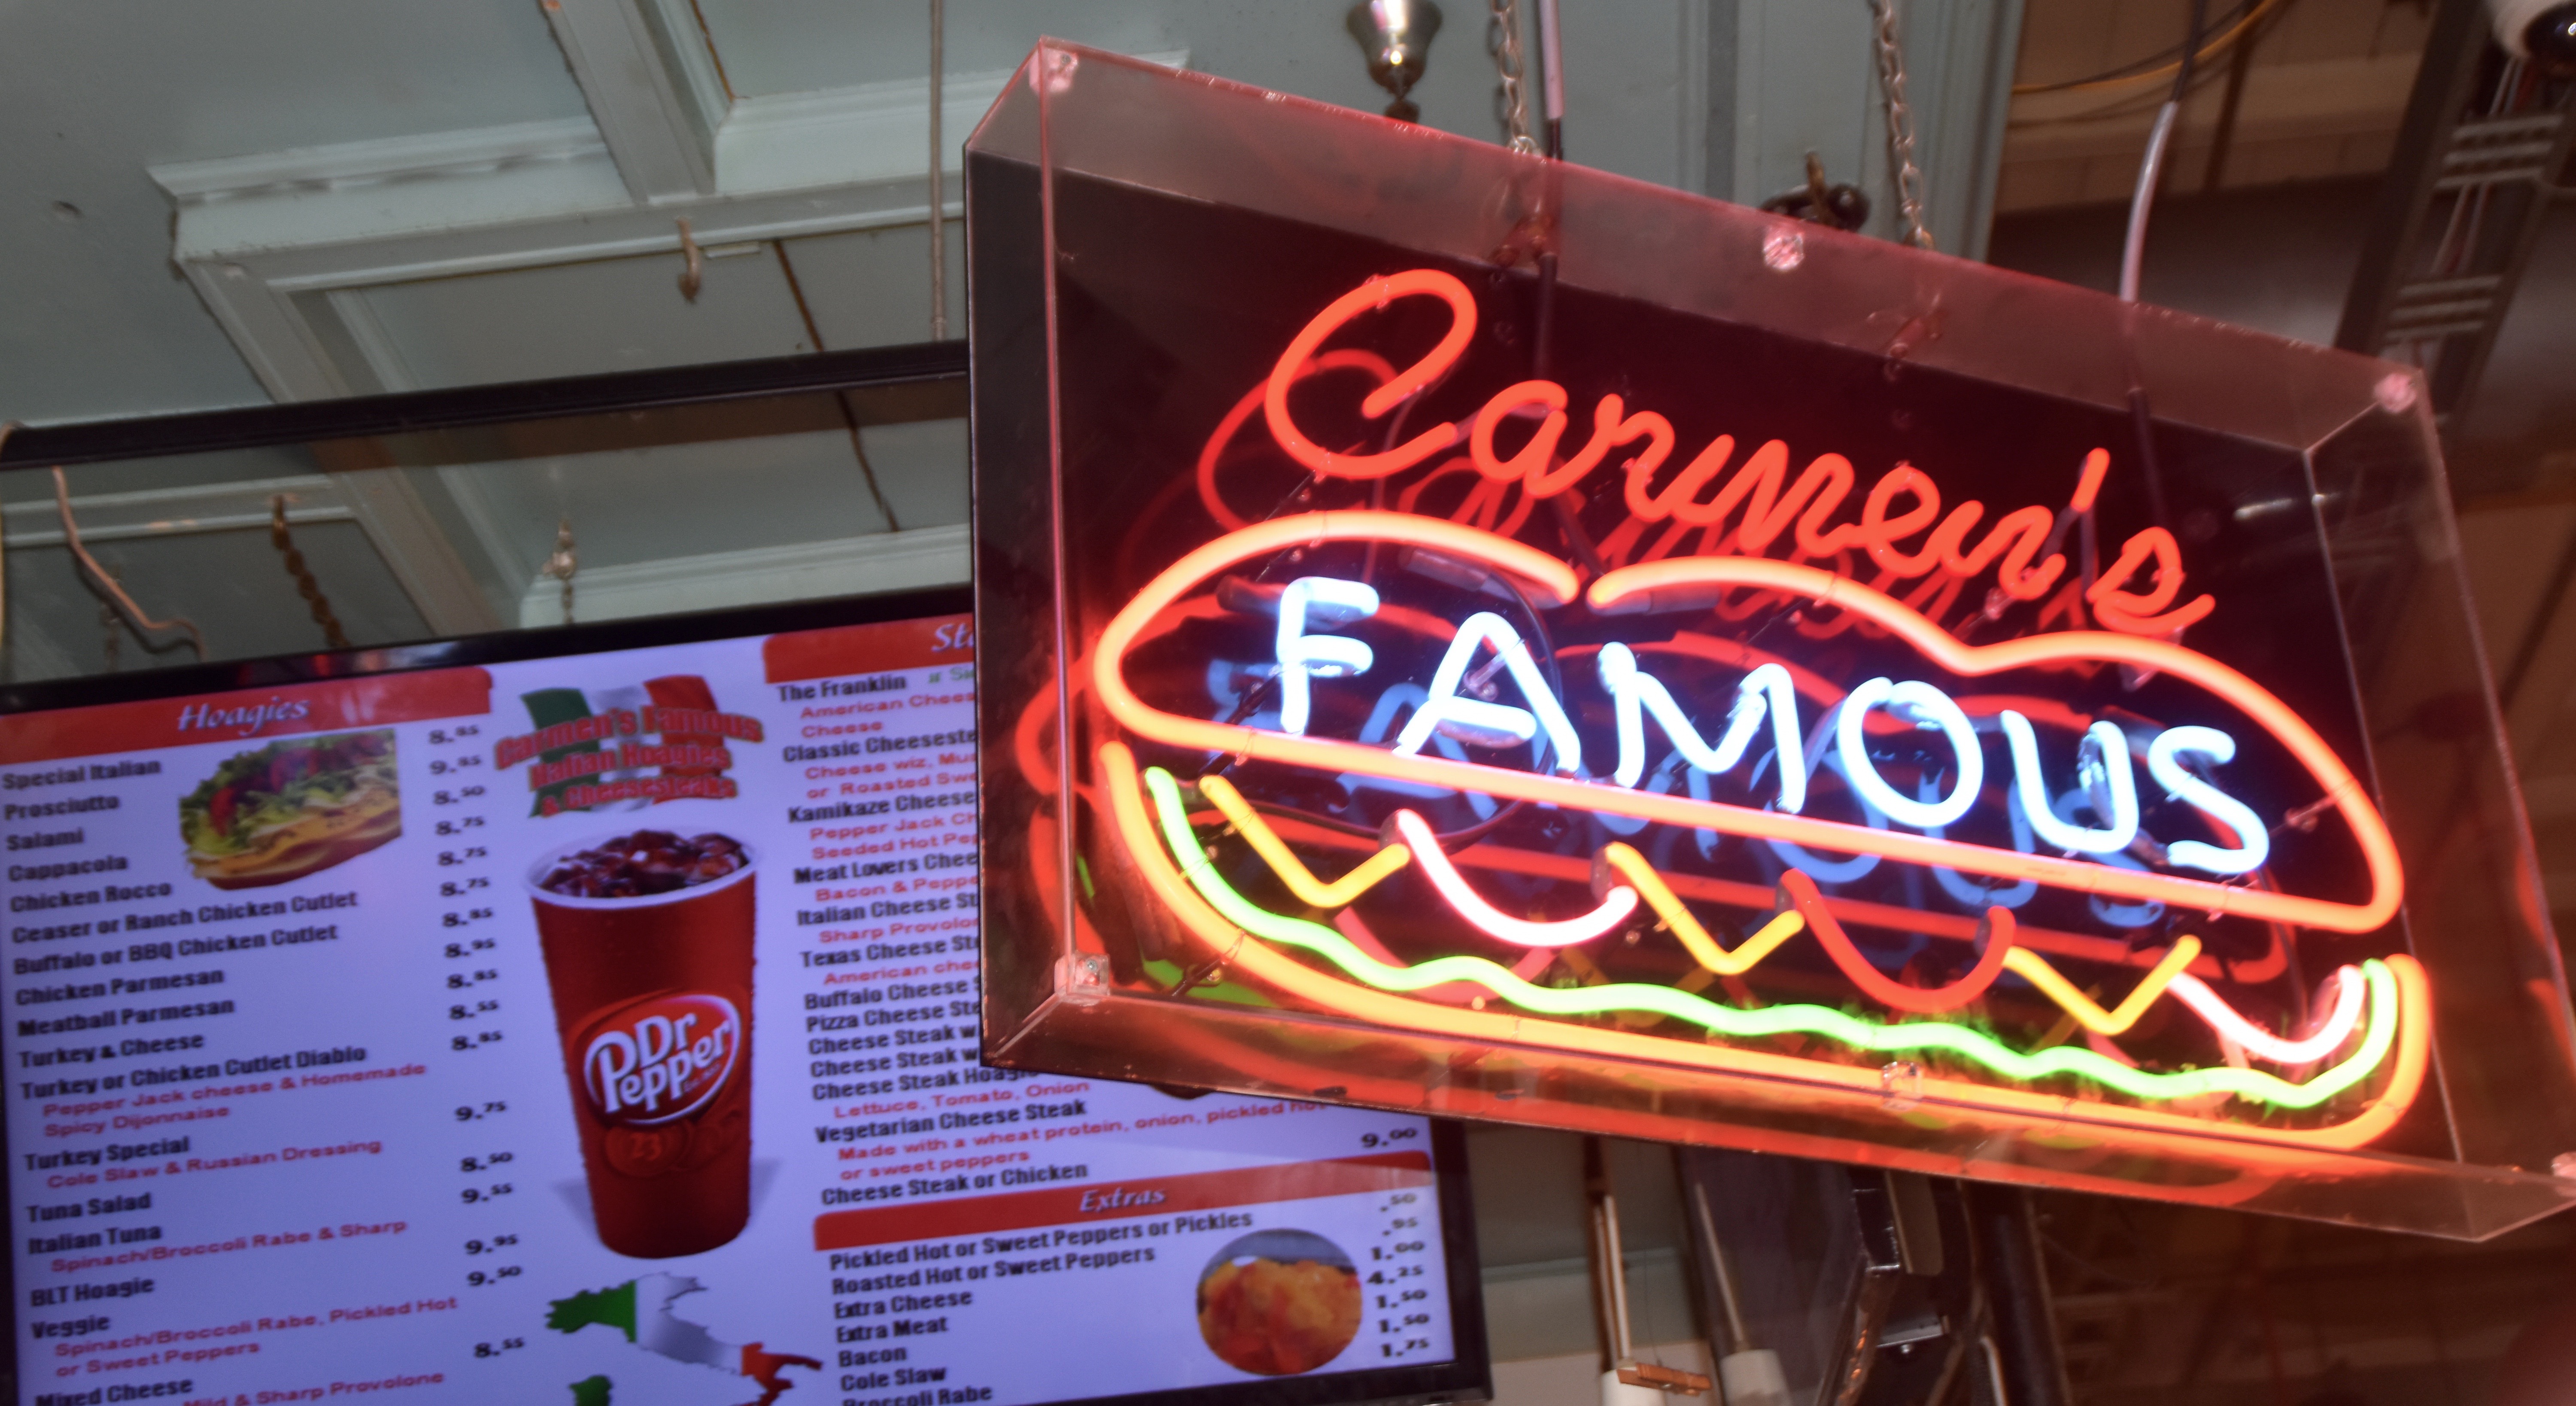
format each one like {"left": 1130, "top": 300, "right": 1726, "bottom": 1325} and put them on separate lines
{"left": 579, "top": 992, "right": 742, "bottom": 1126}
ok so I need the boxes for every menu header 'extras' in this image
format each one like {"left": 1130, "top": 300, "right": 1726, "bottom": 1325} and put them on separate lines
{"left": 812, "top": 1151, "right": 1433, "bottom": 1249}
{"left": 0, "top": 670, "right": 492, "bottom": 766}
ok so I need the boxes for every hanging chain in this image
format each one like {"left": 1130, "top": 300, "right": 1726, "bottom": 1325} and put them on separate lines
{"left": 269, "top": 495, "right": 351, "bottom": 650}
{"left": 1870, "top": 0, "right": 1936, "bottom": 251}
{"left": 52, "top": 466, "right": 204, "bottom": 660}
{"left": 543, "top": 518, "right": 578, "bottom": 627}
{"left": 1488, "top": 0, "right": 1540, "bottom": 155}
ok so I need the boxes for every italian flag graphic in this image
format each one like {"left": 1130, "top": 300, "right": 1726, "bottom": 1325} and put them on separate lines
{"left": 547, "top": 1274, "right": 820, "bottom": 1405}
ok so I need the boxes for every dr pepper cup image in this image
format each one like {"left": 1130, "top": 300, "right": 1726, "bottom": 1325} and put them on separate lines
{"left": 529, "top": 831, "right": 757, "bottom": 1258}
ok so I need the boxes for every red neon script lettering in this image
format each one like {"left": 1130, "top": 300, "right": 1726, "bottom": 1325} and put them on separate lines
{"left": 1263, "top": 269, "right": 1476, "bottom": 480}
{"left": 1249, "top": 270, "right": 2215, "bottom": 636}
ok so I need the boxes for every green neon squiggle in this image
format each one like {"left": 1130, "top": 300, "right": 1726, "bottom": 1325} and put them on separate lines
{"left": 1142, "top": 767, "right": 2395, "bottom": 1109}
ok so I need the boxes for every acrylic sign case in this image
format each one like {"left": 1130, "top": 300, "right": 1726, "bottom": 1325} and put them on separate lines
{"left": 967, "top": 43, "right": 2576, "bottom": 1237}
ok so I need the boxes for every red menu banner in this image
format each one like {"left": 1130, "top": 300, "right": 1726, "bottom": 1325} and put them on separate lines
{"left": 812, "top": 1150, "right": 1435, "bottom": 1251}
{"left": 764, "top": 616, "right": 974, "bottom": 684}
{"left": 0, "top": 668, "right": 492, "bottom": 765}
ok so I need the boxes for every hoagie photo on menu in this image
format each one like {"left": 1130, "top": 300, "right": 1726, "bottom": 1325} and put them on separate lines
{"left": 179, "top": 728, "right": 401, "bottom": 889}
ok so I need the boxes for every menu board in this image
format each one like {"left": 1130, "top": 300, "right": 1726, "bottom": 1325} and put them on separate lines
{"left": 0, "top": 605, "right": 1482, "bottom": 1406}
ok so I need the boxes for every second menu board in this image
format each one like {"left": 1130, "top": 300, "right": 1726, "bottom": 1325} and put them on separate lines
{"left": 0, "top": 608, "right": 1480, "bottom": 1406}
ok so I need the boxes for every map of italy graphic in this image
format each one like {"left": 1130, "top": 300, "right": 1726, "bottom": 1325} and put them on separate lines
{"left": 548, "top": 1274, "right": 821, "bottom": 1405}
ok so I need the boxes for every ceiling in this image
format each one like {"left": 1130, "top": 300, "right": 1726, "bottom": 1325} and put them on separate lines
{"left": 0, "top": 0, "right": 2452, "bottom": 682}
{"left": 0, "top": 0, "right": 1741, "bottom": 676}
{"left": 2002, "top": 0, "right": 2432, "bottom": 210}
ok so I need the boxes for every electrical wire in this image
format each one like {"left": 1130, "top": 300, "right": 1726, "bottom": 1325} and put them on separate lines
{"left": 2012, "top": 0, "right": 2285, "bottom": 95}
{"left": 2004, "top": 56, "right": 2236, "bottom": 131}
{"left": 2118, "top": 0, "right": 2209, "bottom": 303}
{"left": 2166, "top": 4, "right": 2212, "bottom": 107}
{"left": 2010, "top": 0, "right": 2255, "bottom": 91}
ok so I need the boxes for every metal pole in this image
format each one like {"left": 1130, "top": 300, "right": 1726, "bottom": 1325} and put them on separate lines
{"left": 1687, "top": 1178, "right": 1752, "bottom": 1353}
{"left": 2333, "top": 0, "right": 2491, "bottom": 354}
{"left": 1534, "top": 0, "right": 1565, "bottom": 157}
{"left": 1584, "top": 1137, "right": 1634, "bottom": 1366}
{"left": 928, "top": 0, "right": 948, "bottom": 341}
{"left": 1965, "top": 1184, "right": 2072, "bottom": 1406}
{"left": 0, "top": 342, "right": 970, "bottom": 472}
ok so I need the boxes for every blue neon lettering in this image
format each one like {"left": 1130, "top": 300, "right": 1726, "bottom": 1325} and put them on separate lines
{"left": 1274, "top": 577, "right": 1380, "bottom": 736}
{"left": 1597, "top": 644, "right": 1807, "bottom": 811}
{"left": 2146, "top": 727, "right": 2270, "bottom": 875}
{"left": 1836, "top": 677, "right": 1983, "bottom": 829}
{"left": 1392, "top": 612, "right": 1583, "bottom": 773}
{"left": 2000, "top": 714, "right": 2139, "bottom": 855}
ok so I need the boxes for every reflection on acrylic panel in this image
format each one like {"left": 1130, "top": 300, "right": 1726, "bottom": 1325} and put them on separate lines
{"left": 968, "top": 43, "right": 2576, "bottom": 1235}
{"left": 1088, "top": 264, "right": 2418, "bottom": 1152}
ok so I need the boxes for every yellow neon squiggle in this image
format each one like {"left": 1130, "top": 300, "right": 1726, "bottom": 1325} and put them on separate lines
{"left": 1105, "top": 742, "right": 2432, "bottom": 1150}
{"left": 1145, "top": 763, "right": 2400, "bottom": 1108}
{"left": 1598, "top": 842, "right": 1807, "bottom": 974}
{"left": 1210, "top": 786, "right": 2312, "bottom": 1060}
{"left": 1197, "top": 772, "right": 1411, "bottom": 907}
{"left": 2002, "top": 939, "right": 2202, "bottom": 1036}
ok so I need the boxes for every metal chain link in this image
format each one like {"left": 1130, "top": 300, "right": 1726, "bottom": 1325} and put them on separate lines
{"left": 1489, "top": 0, "right": 1540, "bottom": 155}
{"left": 1870, "top": 0, "right": 1936, "bottom": 250}
{"left": 269, "top": 495, "right": 351, "bottom": 651}
{"left": 543, "top": 518, "right": 578, "bottom": 626}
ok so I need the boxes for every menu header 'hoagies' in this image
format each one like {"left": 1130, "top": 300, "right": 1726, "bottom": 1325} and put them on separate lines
{"left": 176, "top": 698, "right": 311, "bottom": 738}
{"left": 0, "top": 671, "right": 492, "bottom": 767}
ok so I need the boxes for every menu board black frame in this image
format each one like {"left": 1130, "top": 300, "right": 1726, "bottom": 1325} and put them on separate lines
{"left": 0, "top": 587, "right": 1492, "bottom": 1406}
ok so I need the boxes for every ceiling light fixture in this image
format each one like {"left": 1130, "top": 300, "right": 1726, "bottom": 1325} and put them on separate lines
{"left": 1346, "top": 0, "right": 1443, "bottom": 122}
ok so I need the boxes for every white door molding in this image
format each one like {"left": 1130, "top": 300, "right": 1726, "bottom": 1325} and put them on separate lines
{"left": 517, "top": 525, "right": 969, "bottom": 628}
{"left": 1, "top": 475, "right": 350, "bottom": 549}
{"left": 538, "top": 0, "right": 727, "bottom": 201}
{"left": 147, "top": 44, "right": 1179, "bottom": 633}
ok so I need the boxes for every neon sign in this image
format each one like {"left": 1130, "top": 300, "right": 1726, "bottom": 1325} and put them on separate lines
{"left": 1051, "top": 261, "right": 2430, "bottom": 1156}
{"left": 1097, "top": 514, "right": 2395, "bottom": 933}
{"left": 968, "top": 43, "right": 2576, "bottom": 1236}
{"left": 1091, "top": 529, "right": 2421, "bottom": 1138}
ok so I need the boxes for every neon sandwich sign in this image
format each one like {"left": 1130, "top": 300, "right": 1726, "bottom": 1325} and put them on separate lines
{"left": 1057, "top": 265, "right": 2426, "bottom": 1155}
